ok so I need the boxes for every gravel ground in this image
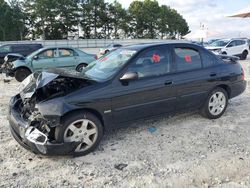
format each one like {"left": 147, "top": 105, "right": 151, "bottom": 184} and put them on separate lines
{"left": 0, "top": 58, "right": 250, "bottom": 188}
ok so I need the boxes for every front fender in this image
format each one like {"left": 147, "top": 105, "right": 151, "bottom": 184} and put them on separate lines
{"left": 12, "top": 60, "right": 33, "bottom": 72}
{"left": 12, "top": 60, "right": 32, "bottom": 70}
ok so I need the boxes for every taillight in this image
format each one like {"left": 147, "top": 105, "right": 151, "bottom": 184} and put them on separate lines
{"left": 242, "top": 68, "right": 245, "bottom": 80}
{"left": 94, "top": 55, "right": 98, "bottom": 60}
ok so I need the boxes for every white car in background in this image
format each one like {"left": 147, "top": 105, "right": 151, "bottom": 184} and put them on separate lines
{"left": 206, "top": 38, "right": 249, "bottom": 60}
{"left": 99, "top": 44, "right": 122, "bottom": 55}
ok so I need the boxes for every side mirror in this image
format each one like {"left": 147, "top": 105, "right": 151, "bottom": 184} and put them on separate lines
{"left": 227, "top": 44, "right": 233, "bottom": 48}
{"left": 33, "top": 55, "right": 38, "bottom": 60}
{"left": 120, "top": 72, "right": 138, "bottom": 82}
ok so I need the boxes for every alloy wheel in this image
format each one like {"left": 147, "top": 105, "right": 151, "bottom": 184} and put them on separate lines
{"left": 208, "top": 91, "right": 226, "bottom": 116}
{"left": 64, "top": 119, "right": 98, "bottom": 152}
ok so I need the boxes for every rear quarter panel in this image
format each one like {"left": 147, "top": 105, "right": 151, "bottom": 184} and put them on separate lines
{"left": 217, "top": 61, "right": 245, "bottom": 98}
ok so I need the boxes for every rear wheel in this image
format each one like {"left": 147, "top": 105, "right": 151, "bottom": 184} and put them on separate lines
{"left": 14, "top": 68, "right": 31, "bottom": 82}
{"left": 55, "top": 111, "right": 103, "bottom": 156}
{"left": 240, "top": 50, "right": 248, "bottom": 60}
{"left": 76, "top": 63, "right": 87, "bottom": 72}
{"left": 104, "top": 50, "right": 110, "bottom": 54}
{"left": 200, "top": 88, "right": 228, "bottom": 119}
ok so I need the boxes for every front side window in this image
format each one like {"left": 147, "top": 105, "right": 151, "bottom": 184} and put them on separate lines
{"left": 175, "top": 47, "right": 202, "bottom": 72}
{"left": 227, "top": 41, "right": 236, "bottom": 47}
{"left": 58, "top": 49, "right": 74, "bottom": 57}
{"left": 37, "top": 49, "right": 56, "bottom": 59}
{"left": 0, "top": 45, "right": 11, "bottom": 53}
{"left": 211, "top": 40, "right": 229, "bottom": 47}
{"left": 127, "top": 47, "right": 171, "bottom": 78}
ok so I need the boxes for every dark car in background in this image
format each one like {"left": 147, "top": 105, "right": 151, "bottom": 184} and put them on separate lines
{"left": 0, "top": 43, "right": 43, "bottom": 65}
{"left": 8, "top": 42, "right": 246, "bottom": 156}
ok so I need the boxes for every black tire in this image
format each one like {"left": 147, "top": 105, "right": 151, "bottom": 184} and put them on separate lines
{"left": 200, "top": 87, "right": 228, "bottom": 119}
{"left": 55, "top": 111, "right": 103, "bottom": 156}
{"left": 221, "top": 52, "right": 227, "bottom": 55}
{"left": 14, "top": 68, "right": 31, "bottom": 82}
{"left": 240, "top": 50, "right": 248, "bottom": 60}
{"left": 76, "top": 63, "right": 87, "bottom": 72}
{"left": 104, "top": 50, "right": 109, "bottom": 54}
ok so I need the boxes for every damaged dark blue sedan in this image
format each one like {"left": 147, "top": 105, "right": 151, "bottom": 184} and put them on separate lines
{"left": 8, "top": 42, "right": 246, "bottom": 156}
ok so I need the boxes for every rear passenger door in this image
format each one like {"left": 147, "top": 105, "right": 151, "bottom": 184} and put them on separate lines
{"left": 235, "top": 40, "right": 246, "bottom": 54}
{"left": 226, "top": 40, "right": 237, "bottom": 55}
{"left": 172, "top": 45, "right": 216, "bottom": 111}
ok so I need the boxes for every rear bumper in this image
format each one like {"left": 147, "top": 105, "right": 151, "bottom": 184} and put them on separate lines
{"left": 8, "top": 96, "right": 79, "bottom": 155}
{"left": 230, "top": 80, "right": 247, "bottom": 99}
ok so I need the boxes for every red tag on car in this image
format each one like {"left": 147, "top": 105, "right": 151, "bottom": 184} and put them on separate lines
{"left": 185, "top": 55, "right": 192, "bottom": 62}
{"left": 152, "top": 54, "right": 161, "bottom": 63}
{"left": 100, "top": 57, "right": 108, "bottom": 62}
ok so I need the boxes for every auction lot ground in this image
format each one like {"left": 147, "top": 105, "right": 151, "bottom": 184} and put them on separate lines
{"left": 0, "top": 57, "right": 250, "bottom": 188}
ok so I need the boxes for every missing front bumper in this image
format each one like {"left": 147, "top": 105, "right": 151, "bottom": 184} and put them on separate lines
{"left": 9, "top": 123, "right": 79, "bottom": 155}
{"left": 8, "top": 96, "right": 79, "bottom": 155}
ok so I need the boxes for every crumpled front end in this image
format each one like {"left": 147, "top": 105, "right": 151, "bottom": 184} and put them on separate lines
{"left": 8, "top": 94, "right": 80, "bottom": 155}
{"left": 8, "top": 71, "right": 94, "bottom": 155}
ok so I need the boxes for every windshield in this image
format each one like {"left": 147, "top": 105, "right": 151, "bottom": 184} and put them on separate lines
{"left": 210, "top": 40, "right": 229, "bottom": 47}
{"left": 82, "top": 48, "right": 137, "bottom": 81}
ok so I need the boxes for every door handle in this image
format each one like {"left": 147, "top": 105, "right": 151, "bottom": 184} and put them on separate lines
{"left": 210, "top": 73, "right": 217, "bottom": 77}
{"left": 165, "top": 80, "right": 173, "bottom": 85}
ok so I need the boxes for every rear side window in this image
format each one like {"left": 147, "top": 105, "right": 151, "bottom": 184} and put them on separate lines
{"left": 128, "top": 46, "right": 171, "bottom": 78}
{"left": 58, "top": 49, "right": 74, "bottom": 57}
{"left": 0, "top": 45, "right": 11, "bottom": 53}
{"left": 12, "top": 45, "right": 26, "bottom": 52}
{"left": 201, "top": 52, "right": 215, "bottom": 68}
{"left": 235, "top": 40, "right": 246, "bottom": 46}
{"left": 174, "top": 47, "right": 202, "bottom": 71}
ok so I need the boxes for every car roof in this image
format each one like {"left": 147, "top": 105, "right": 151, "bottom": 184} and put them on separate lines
{"left": 122, "top": 40, "right": 194, "bottom": 51}
{"left": 40, "top": 46, "right": 75, "bottom": 50}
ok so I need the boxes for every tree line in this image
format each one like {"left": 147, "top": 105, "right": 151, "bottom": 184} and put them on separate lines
{"left": 0, "top": 0, "right": 190, "bottom": 41}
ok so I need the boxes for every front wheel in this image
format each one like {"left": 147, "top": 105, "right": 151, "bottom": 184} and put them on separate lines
{"left": 14, "top": 68, "right": 31, "bottom": 82}
{"left": 55, "top": 111, "right": 103, "bottom": 156}
{"left": 200, "top": 88, "right": 228, "bottom": 119}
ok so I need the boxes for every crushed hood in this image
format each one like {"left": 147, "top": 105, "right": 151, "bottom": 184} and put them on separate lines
{"left": 20, "top": 69, "right": 94, "bottom": 100}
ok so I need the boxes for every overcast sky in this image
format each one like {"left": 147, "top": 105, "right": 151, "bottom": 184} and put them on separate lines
{"left": 106, "top": 0, "right": 250, "bottom": 39}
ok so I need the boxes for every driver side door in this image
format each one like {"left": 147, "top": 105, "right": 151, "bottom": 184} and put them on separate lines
{"left": 111, "top": 46, "right": 177, "bottom": 124}
{"left": 31, "top": 48, "right": 58, "bottom": 71}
